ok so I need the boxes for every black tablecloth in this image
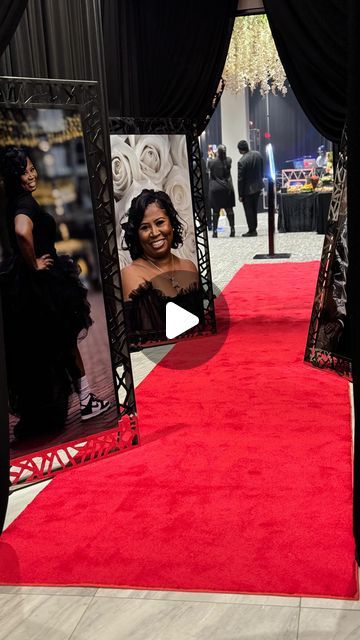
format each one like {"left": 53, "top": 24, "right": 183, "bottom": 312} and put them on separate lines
{"left": 314, "top": 191, "right": 332, "bottom": 234}
{"left": 278, "top": 191, "right": 332, "bottom": 233}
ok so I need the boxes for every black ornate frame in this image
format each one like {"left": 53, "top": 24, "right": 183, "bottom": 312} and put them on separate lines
{"left": 304, "top": 129, "right": 352, "bottom": 379}
{"left": 0, "top": 76, "right": 138, "bottom": 486}
{"left": 109, "top": 117, "right": 216, "bottom": 350}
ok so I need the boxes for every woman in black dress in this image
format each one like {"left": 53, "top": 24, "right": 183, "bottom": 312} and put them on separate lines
{"left": 121, "top": 189, "right": 202, "bottom": 344}
{"left": 0, "top": 146, "right": 110, "bottom": 440}
{"left": 208, "top": 144, "right": 236, "bottom": 238}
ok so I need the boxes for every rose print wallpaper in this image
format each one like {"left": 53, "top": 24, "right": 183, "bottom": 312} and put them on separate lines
{"left": 110, "top": 134, "right": 197, "bottom": 269}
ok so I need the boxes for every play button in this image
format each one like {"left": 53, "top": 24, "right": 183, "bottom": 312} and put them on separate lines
{"left": 165, "top": 302, "right": 199, "bottom": 339}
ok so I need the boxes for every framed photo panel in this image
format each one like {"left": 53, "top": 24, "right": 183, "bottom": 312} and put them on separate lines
{"left": 109, "top": 117, "right": 216, "bottom": 350}
{"left": 304, "top": 129, "right": 351, "bottom": 379}
{"left": 0, "top": 77, "right": 138, "bottom": 486}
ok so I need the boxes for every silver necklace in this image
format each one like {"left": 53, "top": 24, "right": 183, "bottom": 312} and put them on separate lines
{"left": 144, "top": 254, "right": 182, "bottom": 292}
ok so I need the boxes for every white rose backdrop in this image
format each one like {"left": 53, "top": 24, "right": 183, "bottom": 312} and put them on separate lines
{"left": 111, "top": 136, "right": 141, "bottom": 200}
{"left": 110, "top": 134, "right": 197, "bottom": 270}
{"left": 134, "top": 135, "right": 172, "bottom": 186}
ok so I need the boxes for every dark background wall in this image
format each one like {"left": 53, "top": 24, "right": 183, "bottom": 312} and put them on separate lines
{"left": 249, "top": 85, "right": 330, "bottom": 170}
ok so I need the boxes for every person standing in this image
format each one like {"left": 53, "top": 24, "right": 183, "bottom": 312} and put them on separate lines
{"left": 0, "top": 146, "right": 111, "bottom": 441}
{"left": 237, "top": 140, "right": 264, "bottom": 237}
{"left": 316, "top": 145, "right": 327, "bottom": 169}
{"left": 208, "top": 145, "right": 236, "bottom": 238}
{"left": 200, "top": 150, "right": 212, "bottom": 231}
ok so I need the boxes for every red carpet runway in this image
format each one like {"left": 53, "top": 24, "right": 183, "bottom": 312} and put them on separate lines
{"left": 0, "top": 261, "right": 357, "bottom": 598}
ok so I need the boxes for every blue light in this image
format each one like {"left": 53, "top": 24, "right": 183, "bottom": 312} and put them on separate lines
{"left": 266, "top": 143, "right": 276, "bottom": 182}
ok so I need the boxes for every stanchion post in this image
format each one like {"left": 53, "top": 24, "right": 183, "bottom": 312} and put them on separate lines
{"left": 253, "top": 143, "right": 291, "bottom": 260}
{"left": 268, "top": 177, "right": 275, "bottom": 256}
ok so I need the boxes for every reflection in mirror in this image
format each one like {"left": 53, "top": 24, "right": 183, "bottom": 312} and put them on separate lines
{"left": 0, "top": 107, "right": 118, "bottom": 459}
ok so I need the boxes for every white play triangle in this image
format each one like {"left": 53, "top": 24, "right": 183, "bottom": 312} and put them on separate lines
{"left": 165, "top": 302, "right": 199, "bottom": 339}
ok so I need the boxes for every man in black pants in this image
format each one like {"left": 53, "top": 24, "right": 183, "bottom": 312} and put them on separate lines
{"left": 237, "top": 140, "right": 264, "bottom": 237}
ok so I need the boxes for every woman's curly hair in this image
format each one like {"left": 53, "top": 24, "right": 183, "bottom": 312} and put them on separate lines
{"left": 124, "top": 189, "right": 184, "bottom": 260}
{"left": 0, "top": 146, "right": 31, "bottom": 195}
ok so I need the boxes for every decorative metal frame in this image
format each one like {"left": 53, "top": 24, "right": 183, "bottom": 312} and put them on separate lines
{"left": 281, "top": 167, "right": 315, "bottom": 187}
{"left": 0, "top": 76, "right": 138, "bottom": 486}
{"left": 109, "top": 116, "right": 216, "bottom": 350}
{"left": 304, "top": 129, "right": 352, "bottom": 379}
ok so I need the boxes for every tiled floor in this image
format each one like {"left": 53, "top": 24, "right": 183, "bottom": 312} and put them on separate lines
{"left": 2, "top": 215, "right": 358, "bottom": 639}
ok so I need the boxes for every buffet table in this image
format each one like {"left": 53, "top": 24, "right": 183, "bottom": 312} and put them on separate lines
{"left": 277, "top": 190, "right": 332, "bottom": 234}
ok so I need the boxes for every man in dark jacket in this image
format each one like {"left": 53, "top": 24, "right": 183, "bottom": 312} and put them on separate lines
{"left": 237, "top": 140, "right": 264, "bottom": 237}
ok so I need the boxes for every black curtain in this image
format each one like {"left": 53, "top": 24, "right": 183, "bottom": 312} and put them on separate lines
{"left": 199, "top": 101, "right": 222, "bottom": 159}
{"left": 1, "top": 0, "right": 237, "bottom": 129}
{"left": 0, "top": 0, "right": 28, "bottom": 56}
{"left": 263, "top": 0, "right": 348, "bottom": 144}
{"left": 102, "top": 0, "right": 237, "bottom": 130}
{"left": 249, "top": 87, "right": 328, "bottom": 170}
{"left": 0, "top": 0, "right": 104, "bottom": 82}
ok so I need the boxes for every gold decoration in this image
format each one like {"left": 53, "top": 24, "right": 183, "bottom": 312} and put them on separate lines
{"left": 0, "top": 111, "right": 83, "bottom": 147}
{"left": 223, "top": 15, "right": 287, "bottom": 96}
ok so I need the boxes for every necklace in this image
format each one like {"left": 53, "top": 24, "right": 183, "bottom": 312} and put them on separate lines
{"left": 144, "top": 253, "right": 182, "bottom": 292}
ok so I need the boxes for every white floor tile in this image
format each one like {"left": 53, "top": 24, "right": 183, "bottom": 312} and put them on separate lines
{"left": 298, "top": 607, "right": 360, "bottom": 639}
{"left": 0, "top": 593, "right": 93, "bottom": 640}
{"left": 70, "top": 597, "right": 299, "bottom": 640}
{"left": 4, "top": 481, "right": 52, "bottom": 530}
{"left": 0, "top": 586, "right": 97, "bottom": 596}
{"left": 301, "top": 595, "right": 360, "bottom": 611}
{"left": 95, "top": 588, "right": 300, "bottom": 607}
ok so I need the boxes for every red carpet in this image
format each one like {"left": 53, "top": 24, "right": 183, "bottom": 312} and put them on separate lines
{"left": 0, "top": 261, "right": 357, "bottom": 598}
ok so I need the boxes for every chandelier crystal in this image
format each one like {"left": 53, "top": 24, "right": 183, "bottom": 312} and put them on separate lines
{"left": 223, "top": 15, "right": 288, "bottom": 96}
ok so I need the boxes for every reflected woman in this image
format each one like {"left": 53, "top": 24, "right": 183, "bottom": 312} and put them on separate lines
{"left": 121, "top": 189, "right": 202, "bottom": 342}
{"left": 0, "top": 146, "right": 110, "bottom": 441}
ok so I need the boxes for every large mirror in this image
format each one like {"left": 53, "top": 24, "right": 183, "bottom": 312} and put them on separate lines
{"left": 0, "top": 78, "right": 137, "bottom": 486}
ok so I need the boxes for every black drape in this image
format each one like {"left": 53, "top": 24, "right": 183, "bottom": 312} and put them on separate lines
{"left": 249, "top": 86, "right": 328, "bottom": 170}
{"left": 0, "top": 0, "right": 104, "bottom": 82}
{"left": 263, "top": 0, "right": 348, "bottom": 143}
{"left": 0, "top": 0, "right": 28, "bottom": 56}
{"left": 1, "top": 0, "right": 237, "bottom": 131}
{"left": 102, "top": 0, "right": 237, "bottom": 130}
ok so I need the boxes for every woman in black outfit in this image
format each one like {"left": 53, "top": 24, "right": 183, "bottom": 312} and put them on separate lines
{"left": 121, "top": 189, "right": 202, "bottom": 344}
{"left": 208, "top": 144, "right": 236, "bottom": 238}
{"left": 0, "top": 146, "right": 110, "bottom": 441}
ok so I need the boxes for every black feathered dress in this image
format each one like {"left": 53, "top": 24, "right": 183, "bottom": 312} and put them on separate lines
{"left": 0, "top": 189, "right": 92, "bottom": 436}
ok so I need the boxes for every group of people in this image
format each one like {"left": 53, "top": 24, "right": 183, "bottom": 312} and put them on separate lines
{"left": 207, "top": 140, "right": 264, "bottom": 238}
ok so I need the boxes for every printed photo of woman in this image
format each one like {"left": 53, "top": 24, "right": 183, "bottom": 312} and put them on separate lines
{"left": 121, "top": 188, "right": 202, "bottom": 344}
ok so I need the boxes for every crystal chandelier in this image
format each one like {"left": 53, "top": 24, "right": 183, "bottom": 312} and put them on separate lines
{"left": 223, "top": 15, "right": 287, "bottom": 96}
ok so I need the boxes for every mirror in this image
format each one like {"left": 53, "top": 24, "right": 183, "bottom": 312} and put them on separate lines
{"left": 0, "top": 78, "right": 137, "bottom": 486}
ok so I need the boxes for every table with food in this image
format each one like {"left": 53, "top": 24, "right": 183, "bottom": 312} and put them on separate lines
{"left": 277, "top": 173, "right": 333, "bottom": 234}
